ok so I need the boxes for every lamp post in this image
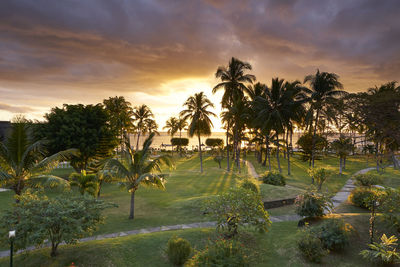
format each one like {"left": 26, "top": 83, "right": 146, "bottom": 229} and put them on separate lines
{"left": 9, "top": 230, "right": 15, "bottom": 267}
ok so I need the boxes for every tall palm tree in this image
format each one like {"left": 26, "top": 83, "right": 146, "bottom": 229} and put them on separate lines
{"left": 213, "top": 57, "right": 256, "bottom": 171}
{"left": 105, "top": 133, "right": 173, "bottom": 219}
{"left": 304, "top": 70, "right": 345, "bottom": 168}
{"left": 180, "top": 92, "right": 216, "bottom": 173}
{"left": 0, "top": 118, "right": 77, "bottom": 196}
{"left": 164, "top": 117, "right": 178, "bottom": 154}
{"left": 176, "top": 117, "right": 188, "bottom": 140}
{"left": 133, "top": 104, "right": 154, "bottom": 151}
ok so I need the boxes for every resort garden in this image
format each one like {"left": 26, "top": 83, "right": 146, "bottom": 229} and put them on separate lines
{"left": 0, "top": 58, "right": 400, "bottom": 266}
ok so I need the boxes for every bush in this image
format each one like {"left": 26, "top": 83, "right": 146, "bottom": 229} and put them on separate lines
{"left": 378, "top": 188, "right": 400, "bottom": 232}
{"left": 186, "top": 239, "right": 249, "bottom": 267}
{"left": 295, "top": 190, "right": 332, "bottom": 218}
{"left": 205, "top": 138, "right": 224, "bottom": 148}
{"left": 348, "top": 187, "right": 383, "bottom": 209}
{"left": 203, "top": 187, "right": 270, "bottom": 237}
{"left": 360, "top": 234, "right": 400, "bottom": 264}
{"left": 308, "top": 168, "right": 332, "bottom": 191}
{"left": 314, "top": 219, "right": 351, "bottom": 251}
{"left": 240, "top": 179, "right": 260, "bottom": 194}
{"left": 171, "top": 138, "right": 189, "bottom": 146}
{"left": 166, "top": 236, "right": 192, "bottom": 266}
{"left": 354, "top": 173, "right": 382, "bottom": 187}
{"left": 262, "top": 172, "right": 286, "bottom": 186}
{"left": 298, "top": 230, "right": 327, "bottom": 263}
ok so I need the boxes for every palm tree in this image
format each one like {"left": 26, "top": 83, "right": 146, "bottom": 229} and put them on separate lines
{"left": 105, "top": 133, "right": 173, "bottom": 219}
{"left": 164, "top": 117, "right": 178, "bottom": 154}
{"left": 0, "top": 118, "right": 77, "bottom": 196}
{"left": 133, "top": 104, "right": 154, "bottom": 151}
{"left": 180, "top": 92, "right": 216, "bottom": 173}
{"left": 69, "top": 170, "right": 98, "bottom": 196}
{"left": 213, "top": 57, "right": 256, "bottom": 171}
{"left": 176, "top": 117, "right": 188, "bottom": 140}
{"left": 331, "top": 135, "right": 353, "bottom": 174}
{"left": 304, "top": 70, "right": 345, "bottom": 168}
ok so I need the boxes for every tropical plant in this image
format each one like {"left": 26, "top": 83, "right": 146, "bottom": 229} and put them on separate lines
{"left": 180, "top": 92, "right": 216, "bottom": 173}
{"left": 203, "top": 187, "right": 270, "bottom": 237}
{"left": 314, "top": 218, "right": 352, "bottom": 251}
{"left": 308, "top": 168, "right": 332, "bottom": 191}
{"left": 213, "top": 57, "right": 256, "bottom": 172}
{"left": 297, "top": 132, "right": 328, "bottom": 167}
{"left": 378, "top": 188, "right": 400, "bottom": 233}
{"left": 69, "top": 170, "right": 98, "bottom": 197}
{"left": 360, "top": 234, "right": 400, "bottom": 264}
{"left": 304, "top": 70, "right": 346, "bottom": 167}
{"left": 0, "top": 190, "right": 116, "bottom": 257}
{"left": 0, "top": 117, "right": 77, "bottom": 195}
{"left": 331, "top": 135, "right": 354, "bottom": 174}
{"left": 298, "top": 229, "right": 327, "bottom": 263}
{"left": 164, "top": 117, "right": 179, "bottom": 154}
{"left": 295, "top": 189, "right": 332, "bottom": 218}
{"left": 105, "top": 133, "right": 173, "bottom": 219}
{"left": 133, "top": 104, "right": 154, "bottom": 151}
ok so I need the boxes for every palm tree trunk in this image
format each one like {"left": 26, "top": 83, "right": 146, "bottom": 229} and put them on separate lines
{"left": 198, "top": 133, "right": 203, "bottom": 173}
{"left": 343, "top": 156, "right": 346, "bottom": 170}
{"left": 276, "top": 134, "right": 282, "bottom": 173}
{"left": 286, "top": 130, "right": 291, "bottom": 176}
{"left": 129, "top": 191, "right": 135, "bottom": 219}
{"left": 339, "top": 156, "right": 343, "bottom": 174}
{"left": 290, "top": 130, "right": 293, "bottom": 155}
{"left": 226, "top": 127, "right": 230, "bottom": 171}
{"left": 311, "top": 109, "right": 321, "bottom": 168}
{"left": 283, "top": 130, "right": 286, "bottom": 159}
{"left": 136, "top": 131, "right": 141, "bottom": 151}
{"left": 266, "top": 138, "right": 271, "bottom": 171}
{"left": 375, "top": 142, "right": 379, "bottom": 172}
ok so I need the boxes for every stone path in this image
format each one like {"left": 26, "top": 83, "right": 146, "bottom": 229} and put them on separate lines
{"left": 0, "top": 163, "right": 376, "bottom": 258}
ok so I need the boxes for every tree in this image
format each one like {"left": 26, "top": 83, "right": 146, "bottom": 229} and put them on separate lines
{"left": 213, "top": 57, "right": 256, "bottom": 171}
{"left": 297, "top": 132, "right": 328, "bottom": 166}
{"left": 103, "top": 96, "right": 134, "bottom": 151}
{"left": 164, "top": 117, "right": 179, "bottom": 154}
{"left": 180, "top": 92, "right": 216, "bottom": 173}
{"left": 39, "top": 104, "right": 118, "bottom": 172}
{"left": 304, "top": 70, "right": 345, "bottom": 167}
{"left": 0, "top": 190, "right": 116, "bottom": 257}
{"left": 133, "top": 104, "right": 154, "bottom": 151}
{"left": 331, "top": 135, "right": 353, "bottom": 174}
{"left": 105, "top": 133, "right": 173, "bottom": 219}
{"left": 0, "top": 117, "right": 77, "bottom": 195}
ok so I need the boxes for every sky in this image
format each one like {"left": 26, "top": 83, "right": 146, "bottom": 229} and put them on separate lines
{"left": 0, "top": 0, "right": 399, "bottom": 131}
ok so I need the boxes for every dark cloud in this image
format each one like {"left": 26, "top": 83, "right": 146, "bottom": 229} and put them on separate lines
{"left": 0, "top": 0, "right": 399, "bottom": 122}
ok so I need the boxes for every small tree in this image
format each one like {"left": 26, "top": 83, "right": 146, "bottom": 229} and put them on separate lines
{"left": 331, "top": 136, "right": 353, "bottom": 174}
{"left": 69, "top": 170, "right": 98, "bottom": 197}
{"left": 297, "top": 132, "right": 328, "bottom": 166}
{"left": 203, "top": 187, "right": 270, "bottom": 237}
{"left": 0, "top": 190, "right": 116, "bottom": 257}
{"left": 360, "top": 234, "right": 400, "bottom": 265}
{"left": 308, "top": 168, "right": 332, "bottom": 191}
{"left": 213, "top": 155, "right": 223, "bottom": 168}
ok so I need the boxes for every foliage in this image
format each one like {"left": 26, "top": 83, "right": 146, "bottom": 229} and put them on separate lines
{"left": 240, "top": 179, "right": 260, "bottom": 194}
{"left": 360, "top": 234, "right": 400, "bottom": 264}
{"left": 203, "top": 187, "right": 270, "bottom": 237}
{"left": 349, "top": 187, "right": 383, "bottom": 209}
{"left": 378, "top": 188, "right": 400, "bottom": 232}
{"left": 39, "top": 103, "right": 118, "bottom": 171}
{"left": 314, "top": 219, "right": 352, "bottom": 251}
{"left": 298, "top": 229, "right": 327, "bottom": 263}
{"left": 354, "top": 173, "right": 382, "bottom": 187}
{"left": 297, "top": 132, "right": 328, "bottom": 162}
{"left": 205, "top": 138, "right": 224, "bottom": 147}
{"left": 166, "top": 236, "right": 192, "bottom": 266}
{"left": 0, "top": 190, "right": 116, "bottom": 257}
{"left": 262, "top": 172, "right": 286, "bottom": 186}
{"left": 170, "top": 138, "right": 189, "bottom": 147}
{"left": 213, "top": 155, "right": 223, "bottom": 169}
{"left": 186, "top": 238, "right": 249, "bottom": 267}
{"left": 0, "top": 117, "right": 77, "bottom": 195}
{"left": 308, "top": 168, "right": 332, "bottom": 191}
{"left": 69, "top": 170, "right": 98, "bottom": 197}
{"left": 105, "top": 132, "right": 173, "bottom": 219}
{"left": 295, "top": 189, "right": 332, "bottom": 217}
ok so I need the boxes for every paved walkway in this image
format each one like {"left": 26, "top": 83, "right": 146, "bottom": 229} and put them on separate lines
{"left": 0, "top": 163, "right": 375, "bottom": 258}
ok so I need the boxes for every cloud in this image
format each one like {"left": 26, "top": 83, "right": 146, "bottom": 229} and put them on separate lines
{"left": 0, "top": 102, "right": 35, "bottom": 113}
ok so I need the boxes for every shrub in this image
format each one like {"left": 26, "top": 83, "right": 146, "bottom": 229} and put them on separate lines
{"left": 166, "top": 236, "right": 192, "bottom": 266}
{"left": 314, "top": 219, "right": 351, "bottom": 251}
{"left": 0, "top": 190, "right": 116, "bottom": 257}
{"left": 203, "top": 187, "right": 270, "bottom": 237}
{"left": 360, "top": 234, "right": 400, "bottom": 264}
{"left": 171, "top": 138, "right": 189, "bottom": 146}
{"left": 240, "top": 179, "right": 260, "bottom": 194}
{"left": 262, "top": 172, "right": 286, "bottom": 186}
{"left": 295, "top": 190, "right": 332, "bottom": 218}
{"left": 298, "top": 230, "right": 327, "bottom": 263}
{"left": 348, "top": 187, "right": 383, "bottom": 209}
{"left": 308, "top": 168, "right": 332, "bottom": 191}
{"left": 205, "top": 138, "right": 224, "bottom": 148}
{"left": 378, "top": 188, "right": 400, "bottom": 232}
{"left": 186, "top": 239, "right": 249, "bottom": 267}
{"left": 354, "top": 173, "right": 382, "bottom": 187}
